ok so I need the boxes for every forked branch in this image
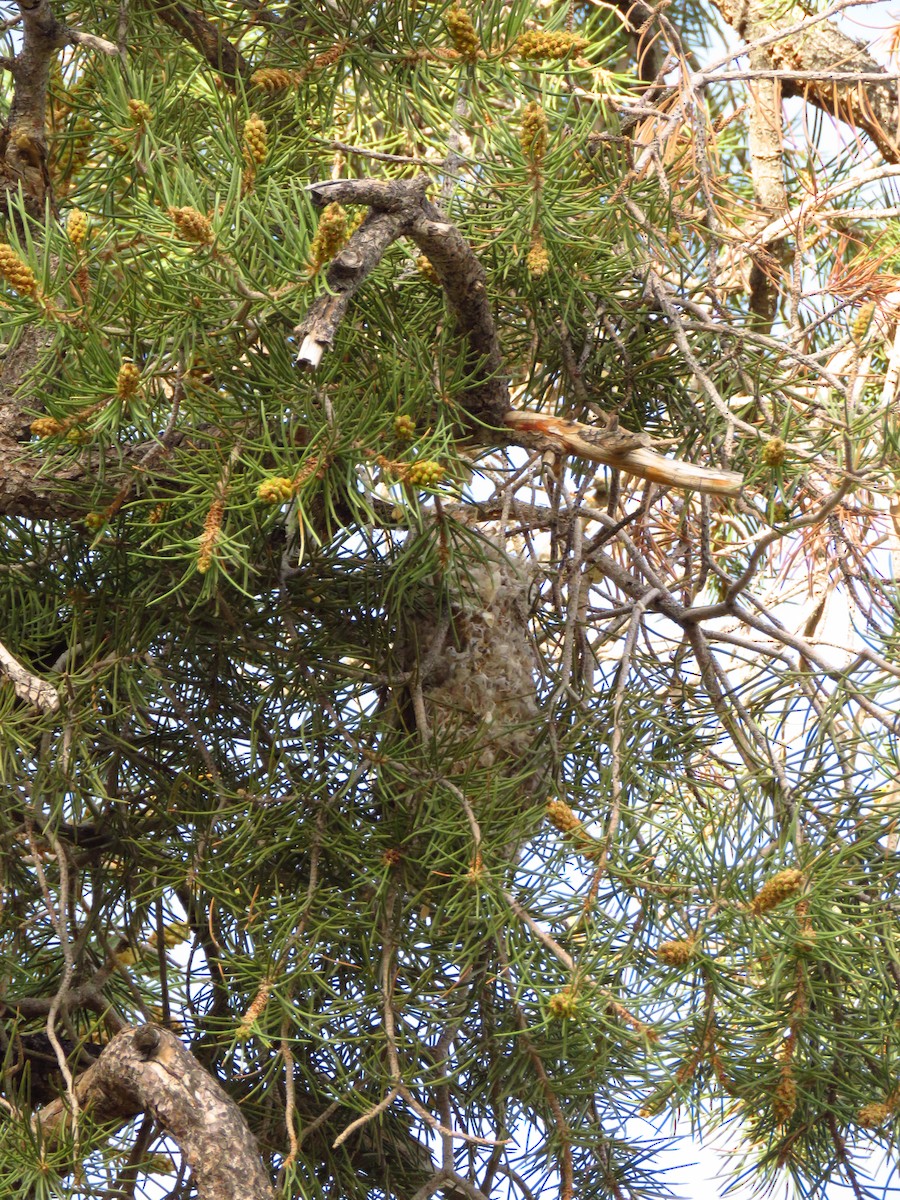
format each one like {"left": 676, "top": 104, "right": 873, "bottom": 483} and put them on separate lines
{"left": 294, "top": 178, "right": 743, "bottom": 497}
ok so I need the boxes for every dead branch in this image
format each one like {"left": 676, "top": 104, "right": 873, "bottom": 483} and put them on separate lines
{"left": 503, "top": 412, "right": 742, "bottom": 496}
{"left": 0, "top": 638, "right": 60, "bottom": 711}
{"left": 294, "top": 178, "right": 744, "bottom": 496}
{"left": 34, "top": 1024, "right": 275, "bottom": 1200}
{"left": 711, "top": 0, "right": 900, "bottom": 163}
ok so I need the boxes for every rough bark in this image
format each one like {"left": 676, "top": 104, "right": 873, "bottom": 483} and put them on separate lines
{"left": 34, "top": 1024, "right": 275, "bottom": 1200}
{"left": 713, "top": 0, "right": 900, "bottom": 163}
{"left": 746, "top": 52, "right": 789, "bottom": 328}
{"left": 151, "top": 0, "right": 251, "bottom": 88}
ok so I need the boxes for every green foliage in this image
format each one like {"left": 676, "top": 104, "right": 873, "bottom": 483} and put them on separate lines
{"left": 2, "top": 0, "right": 900, "bottom": 1198}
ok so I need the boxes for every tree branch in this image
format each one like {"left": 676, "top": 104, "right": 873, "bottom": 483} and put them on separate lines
{"left": 151, "top": 0, "right": 250, "bottom": 88}
{"left": 1, "top": 0, "right": 116, "bottom": 214}
{"left": 294, "top": 178, "right": 744, "bottom": 496}
{"left": 35, "top": 1024, "right": 275, "bottom": 1200}
{"left": 711, "top": 0, "right": 900, "bottom": 163}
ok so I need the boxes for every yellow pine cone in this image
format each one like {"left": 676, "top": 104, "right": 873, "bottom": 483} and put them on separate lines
{"left": 445, "top": 6, "right": 480, "bottom": 61}
{"left": 526, "top": 237, "right": 549, "bottom": 277}
{"left": 243, "top": 113, "right": 267, "bottom": 165}
{"left": 309, "top": 202, "right": 349, "bottom": 270}
{"left": 406, "top": 459, "right": 444, "bottom": 487}
{"left": 548, "top": 989, "right": 578, "bottom": 1019}
{"left": 520, "top": 102, "right": 548, "bottom": 166}
{"left": 116, "top": 361, "right": 141, "bottom": 399}
{"left": 0, "top": 242, "right": 39, "bottom": 298}
{"left": 751, "top": 867, "right": 803, "bottom": 915}
{"left": 851, "top": 300, "right": 876, "bottom": 343}
{"left": 197, "top": 498, "right": 225, "bottom": 573}
{"left": 416, "top": 255, "right": 440, "bottom": 285}
{"left": 547, "top": 799, "right": 581, "bottom": 833}
{"left": 250, "top": 67, "right": 302, "bottom": 91}
{"left": 257, "top": 476, "right": 294, "bottom": 504}
{"left": 236, "top": 977, "right": 274, "bottom": 1038}
{"left": 516, "top": 30, "right": 588, "bottom": 60}
{"left": 656, "top": 939, "right": 695, "bottom": 967}
{"left": 127, "top": 98, "right": 153, "bottom": 125}
{"left": 169, "top": 206, "right": 214, "bottom": 245}
{"left": 66, "top": 208, "right": 89, "bottom": 247}
{"left": 31, "top": 416, "right": 64, "bottom": 438}
{"left": 84, "top": 511, "right": 106, "bottom": 531}
{"left": 394, "top": 414, "right": 416, "bottom": 440}
{"left": 857, "top": 1102, "right": 891, "bottom": 1128}
{"left": 773, "top": 1074, "right": 797, "bottom": 1125}
{"left": 761, "top": 437, "right": 785, "bottom": 467}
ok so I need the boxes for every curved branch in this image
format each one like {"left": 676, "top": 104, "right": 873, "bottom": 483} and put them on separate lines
{"left": 711, "top": 0, "right": 900, "bottom": 163}
{"left": 151, "top": 0, "right": 250, "bottom": 88}
{"left": 293, "top": 178, "right": 744, "bottom": 496}
{"left": 35, "top": 1024, "right": 274, "bottom": 1200}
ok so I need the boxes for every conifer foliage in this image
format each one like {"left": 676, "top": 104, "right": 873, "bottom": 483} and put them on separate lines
{"left": 2, "top": 0, "right": 900, "bottom": 1196}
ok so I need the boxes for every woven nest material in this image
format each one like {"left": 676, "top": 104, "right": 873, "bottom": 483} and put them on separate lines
{"left": 415, "top": 547, "right": 542, "bottom": 772}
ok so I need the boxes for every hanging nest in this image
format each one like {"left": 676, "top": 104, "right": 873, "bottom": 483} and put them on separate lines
{"left": 397, "top": 540, "right": 545, "bottom": 782}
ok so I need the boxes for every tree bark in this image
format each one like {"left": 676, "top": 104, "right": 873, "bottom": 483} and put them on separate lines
{"left": 34, "top": 1025, "right": 275, "bottom": 1200}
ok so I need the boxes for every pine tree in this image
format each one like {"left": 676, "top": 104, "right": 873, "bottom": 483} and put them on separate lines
{"left": 1, "top": 0, "right": 900, "bottom": 1197}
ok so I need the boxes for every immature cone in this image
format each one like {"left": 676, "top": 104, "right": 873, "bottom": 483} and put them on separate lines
{"left": 416, "top": 255, "right": 440, "bottom": 285}
{"left": 0, "top": 242, "right": 39, "bottom": 298}
{"left": 127, "top": 98, "right": 153, "bottom": 125}
{"left": 546, "top": 798, "right": 581, "bottom": 833}
{"left": 761, "top": 437, "right": 785, "bottom": 467}
{"left": 751, "top": 867, "right": 803, "bottom": 915}
{"left": 548, "top": 989, "right": 578, "bottom": 1019}
{"left": 526, "top": 233, "right": 549, "bottom": 277}
{"left": 516, "top": 30, "right": 588, "bottom": 59}
{"left": 257, "top": 476, "right": 294, "bottom": 504}
{"left": 445, "top": 6, "right": 480, "bottom": 61}
{"left": 520, "top": 102, "right": 548, "bottom": 167}
{"left": 250, "top": 67, "right": 301, "bottom": 91}
{"left": 236, "top": 977, "right": 273, "bottom": 1038}
{"left": 168, "top": 206, "right": 214, "bottom": 245}
{"left": 66, "top": 208, "right": 89, "bottom": 247}
{"left": 773, "top": 1074, "right": 797, "bottom": 1125}
{"left": 197, "top": 498, "right": 224, "bottom": 573}
{"left": 406, "top": 459, "right": 444, "bottom": 487}
{"left": 243, "top": 113, "right": 267, "bottom": 165}
{"left": 31, "top": 416, "right": 64, "bottom": 438}
{"left": 116, "top": 361, "right": 141, "bottom": 399}
{"left": 857, "top": 1101, "right": 891, "bottom": 1128}
{"left": 851, "top": 300, "right": 876, "bottom": 343}
{"left": 393, "top": 414, "right": 416, "bottom": 440}
{"left": 309, "top": 202, "right": 349, "bottom": 271}
{"left": 655, "top": 939, "right": 695, "bottom": 967}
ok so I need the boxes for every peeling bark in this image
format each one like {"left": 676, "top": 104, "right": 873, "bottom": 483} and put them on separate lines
{"left": 714, "top": 0, "right": 900, "bottom": 163}
{"left": 35, "top": 1025, "right": 275, "bottom": 1200}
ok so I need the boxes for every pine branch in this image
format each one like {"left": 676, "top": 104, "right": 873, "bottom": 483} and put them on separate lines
{"left": 710, "top": 0, "right": 900, "bottom": 162}
{"left": 34, "top": 1025, "right": 275, "bottom": 1200}
{"left": 0, "top": 0, "right": 116, "bottom": 214}
{"left": 295, "top": 178, "right": 744, "bottom": 497}
{"left": 0, "top": 638, "right": 59, "bottom": 711}
{"left": 150, "top": 0, "right": 250, "bottom": 88}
